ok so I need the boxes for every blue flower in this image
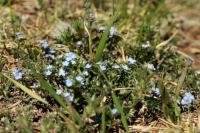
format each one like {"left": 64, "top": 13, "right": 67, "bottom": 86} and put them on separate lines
{"left": 56, "top": 89, "right": 62, "bottom": 95}
{"left": 122, "top": 65, "right": 129, "bottom": 70}
{"left": 30, "top": 83, "right": 39, "bottom": 89}
{"left": 109, "top": 27, "right": 117, "bottom": 38}
{"left": 39, "top": 40, "right": 49, "bottom": 48}
{"left": 62, "top": 61, "right": 69, "bottom": 67}
{"left": 99, "top": 26, "right": 105, "bottom": 32}
{"left": 76, "top": 75, "right": 84, "bottom": 83}
{"left": 147, "top": 64, "right": 156, "bottom": 70}
{"left": 128, "top": 57, "right": 137, "bottom": 64}
{"left": 181, "top": 92, "right": 195, "bottom": 105}
{"left": 16, "top": 32, "right": 25, "bottom": 40}
{"left": 56, "top": 44, "right": 62, "bottom": 48}
{"left": 85, "top": 63, "right": 92, "bottom": 69}
{"left": 141, "top": 41, "right": 151, "bottom": 48}
{"left": 12, "top": 69, "right": 22, "bottom": 80}
{"left": 83, "top": 71, "right": 89, "bottom": 76}
{"left": 71, "top": 60, "right": 76, "bottom": 65}
{"left": 111, "top": 108, "right": 118, "bottom": 115}
{"left": 151, "top": 86, "right": 160, "bottom": 96}
{"left": 44, "top": 65, "right": 53, "bottom": 76}
{"left": 48, "top": 49, "right": 56, "bottom": 54}
{"left": 45, "top": 54, "right": 55, "bottom": 59}
{"left": 63, "top": 92, "right": 70, "bottom": 97}
{"left": 112, "top": 64, "right": 120, "bottom": 69}
{"left": 65, "top": 78, "right": 73, "bottom": 87}
{"left": 65, "top": 52, "right": 77, "bottom": 61}
{"left": 99, "top": 65, "right": 106, "bottom": 71}
{"left": 63, "top": 92, "right": 74, "bottom": 102}
{"left": 68, "top": 95, "right": 74, "bottom": 102}
{"left": 46, "top": 65, "right": 53, "bottom": 70}
{"left": 44, "top": 70, "right": 52, "bottom": 76}
{"left": 58, "top": 68, "right": 66, "bottom": 76}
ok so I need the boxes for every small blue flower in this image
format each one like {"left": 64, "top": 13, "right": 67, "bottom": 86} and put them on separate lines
{"left": 111, "top": 108, "right": 118, "bottom": 115}
{"left": 39, "top": 40, "right": 49, "bottom": 48}
{"left": 68, "top": 95, "right": 74, "bottom": 102}
{"left": 46, "top": 65, "right": 53, "bottom": 70}
{"left": 76, "top": 75, "right": 84, "bottom": 83}
{"left": 147, "top": 64, "right": 156, "bottom": 70}
{"left": 141, "top": 41, "right": 151, "bottom": 48}
{"left": 65, "top": 78, "right": 73, "bottom": 87}
{"left": 56, "top": 44, "right": 62, "bottom": 48}
{"left": 56, "top": 89, "right": 62, "bottom": 95}
{"left": 63, "top": 92, "right": 74, "bottom": 102}
{"left": 12, "top": 69, "right": 22, "bottom": 80}
{"left": 45, "top": 54, "right": 55, "bottom": 59}
{"left": 83, "top": 71, "right": 89, "bottom": 76}
{"left": 99, "top": 26, "right": 105, "bottom": 32}
{"left": 65, "top": 52, "right": 77, "bottom": 61}
{"left": 109, "top": 27, "right": 117, "bottom": 38}
{"left": 151, "top": 86, "right": 160, "bottom": 96}
{"left": 112, "top": 64, "right": 120, "bottom": 69}
{"left": 128, "top": 57, "right": 137, "bottom": 64}
{"left": 30, "top": 83, "right": 39, "bottom": 89}
{"left": 48, "top": 49, "right": 56, "bottom": 54}
{"left": 71, "top": 60, "right": 76, "bottom": 65}
{"left": 99, "top": 65, "right": 106, "bottom": 71}
{"left": 181, "top": 92, "right": 195, "bottom": 105}
{"left": 62, "top": 61, "right": 69, "bottom": 67}
{"left": 85, "top": 63, "right": 92, "bottom": 69}
{"left": 58, "top": 68, "right": 66, "bottom": 76}
{"left": 63, "top": 92, "right": 70, "bottom": 97}
{"left": 45, "top": 70, "right": 52, "bottom": 76}
{"left": 122, "top": 65, "right": 129, "bottom": 70}
{"left": 16, "top": 32, "right": 25, "bottom": 40}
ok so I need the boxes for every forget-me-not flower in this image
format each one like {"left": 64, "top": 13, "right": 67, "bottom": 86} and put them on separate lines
{"left": 99, "top": 26, "right": 105, "bottom": 32}
{"left": 151, "top": 86, "right": 160, "bottom": 96}
{"left": 65, "top": 52, "right": 77, "bottom": 61}
{"left": 65, "top": 78, "right": 73, "bottom": 87}
{"left": 39, "top": 40, "right": 49, "bottom": 48}
{"left": 122, "top": 65, "right": 129, "bottom": 70}
{"left": 85, "top": 63, "right": 92, "bottom": 69}
{"left": 56, "top": 44, "right": 62, "bottom": 48}
{"left": 12, "top": 69, "right": 23, "bottom": 80}
{"left": 181, "top": 92, "right": 195, "bottom": 105}
{"left": 83, "top": 71, "right": 89, "bottom": 76}
{"left": 56, "top": 89, "right": 62, "bottom": 95}
{"left": 99, "top": 65, "right": 106, "bottom": 71}
{"left": 62, "top": 61, "right": 69, "bottom": 67}
{"left": 58, "top": 68, "right": 66, "bottom": 76}
{"left": 141, "top": 41, "right": 151, "bottom": 48}
{"left": 63, "top": 92, "right": 74, "bottom": 102}
{"left": 76, "top": 75, "right": 84, "bottom": 82}
{"left": 147, "top": 64, "right": 156, "bottom": 70}
{"left": 109, "top": 27, "right": 117, "bottom": 38}
{"left": 112, "top": 64, "right": 120, "bottom": 69}
{"left": 128, "top": 57, "right": 137, "bottom": 64}
{"left": 45, "top": 70, "right": 52, "bottom": 76}
{"left": 111, "top": 108, "right": 118, "bottom": 115}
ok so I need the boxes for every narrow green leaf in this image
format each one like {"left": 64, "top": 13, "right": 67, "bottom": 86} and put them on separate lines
{"left": 37, "top": 76, "right": 82, "bottom": 125}
{"left": 94, "top": 15, "right": 118, "bottom": 62}
{"left": 1, "top": 73, "right": 48, "bottom": 105}
{"left": 112, "top": 93, "right": 129, "bottom": 133}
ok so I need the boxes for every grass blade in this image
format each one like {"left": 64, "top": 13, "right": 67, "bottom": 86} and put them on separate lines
{"left": 37, "top": 76, "right": 82, "bottom": 125}
{"left": 1, "top": 73, "right": 48, "bottom": 105}
{"left": 94, "top": 15, "right": 118, "bottom": 62}
{"left": 112, "top": 93, "right": 129, "bottom": 133}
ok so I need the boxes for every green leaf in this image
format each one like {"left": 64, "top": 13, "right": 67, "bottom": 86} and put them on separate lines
{"left": 94, "top": 15, "right": 118, "bottom": 62}
{"left": 112, "top": 93, "right": 129, "bottom": 133}
{"left": 0, "top": 73, "right": 48, "bottom": 105}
